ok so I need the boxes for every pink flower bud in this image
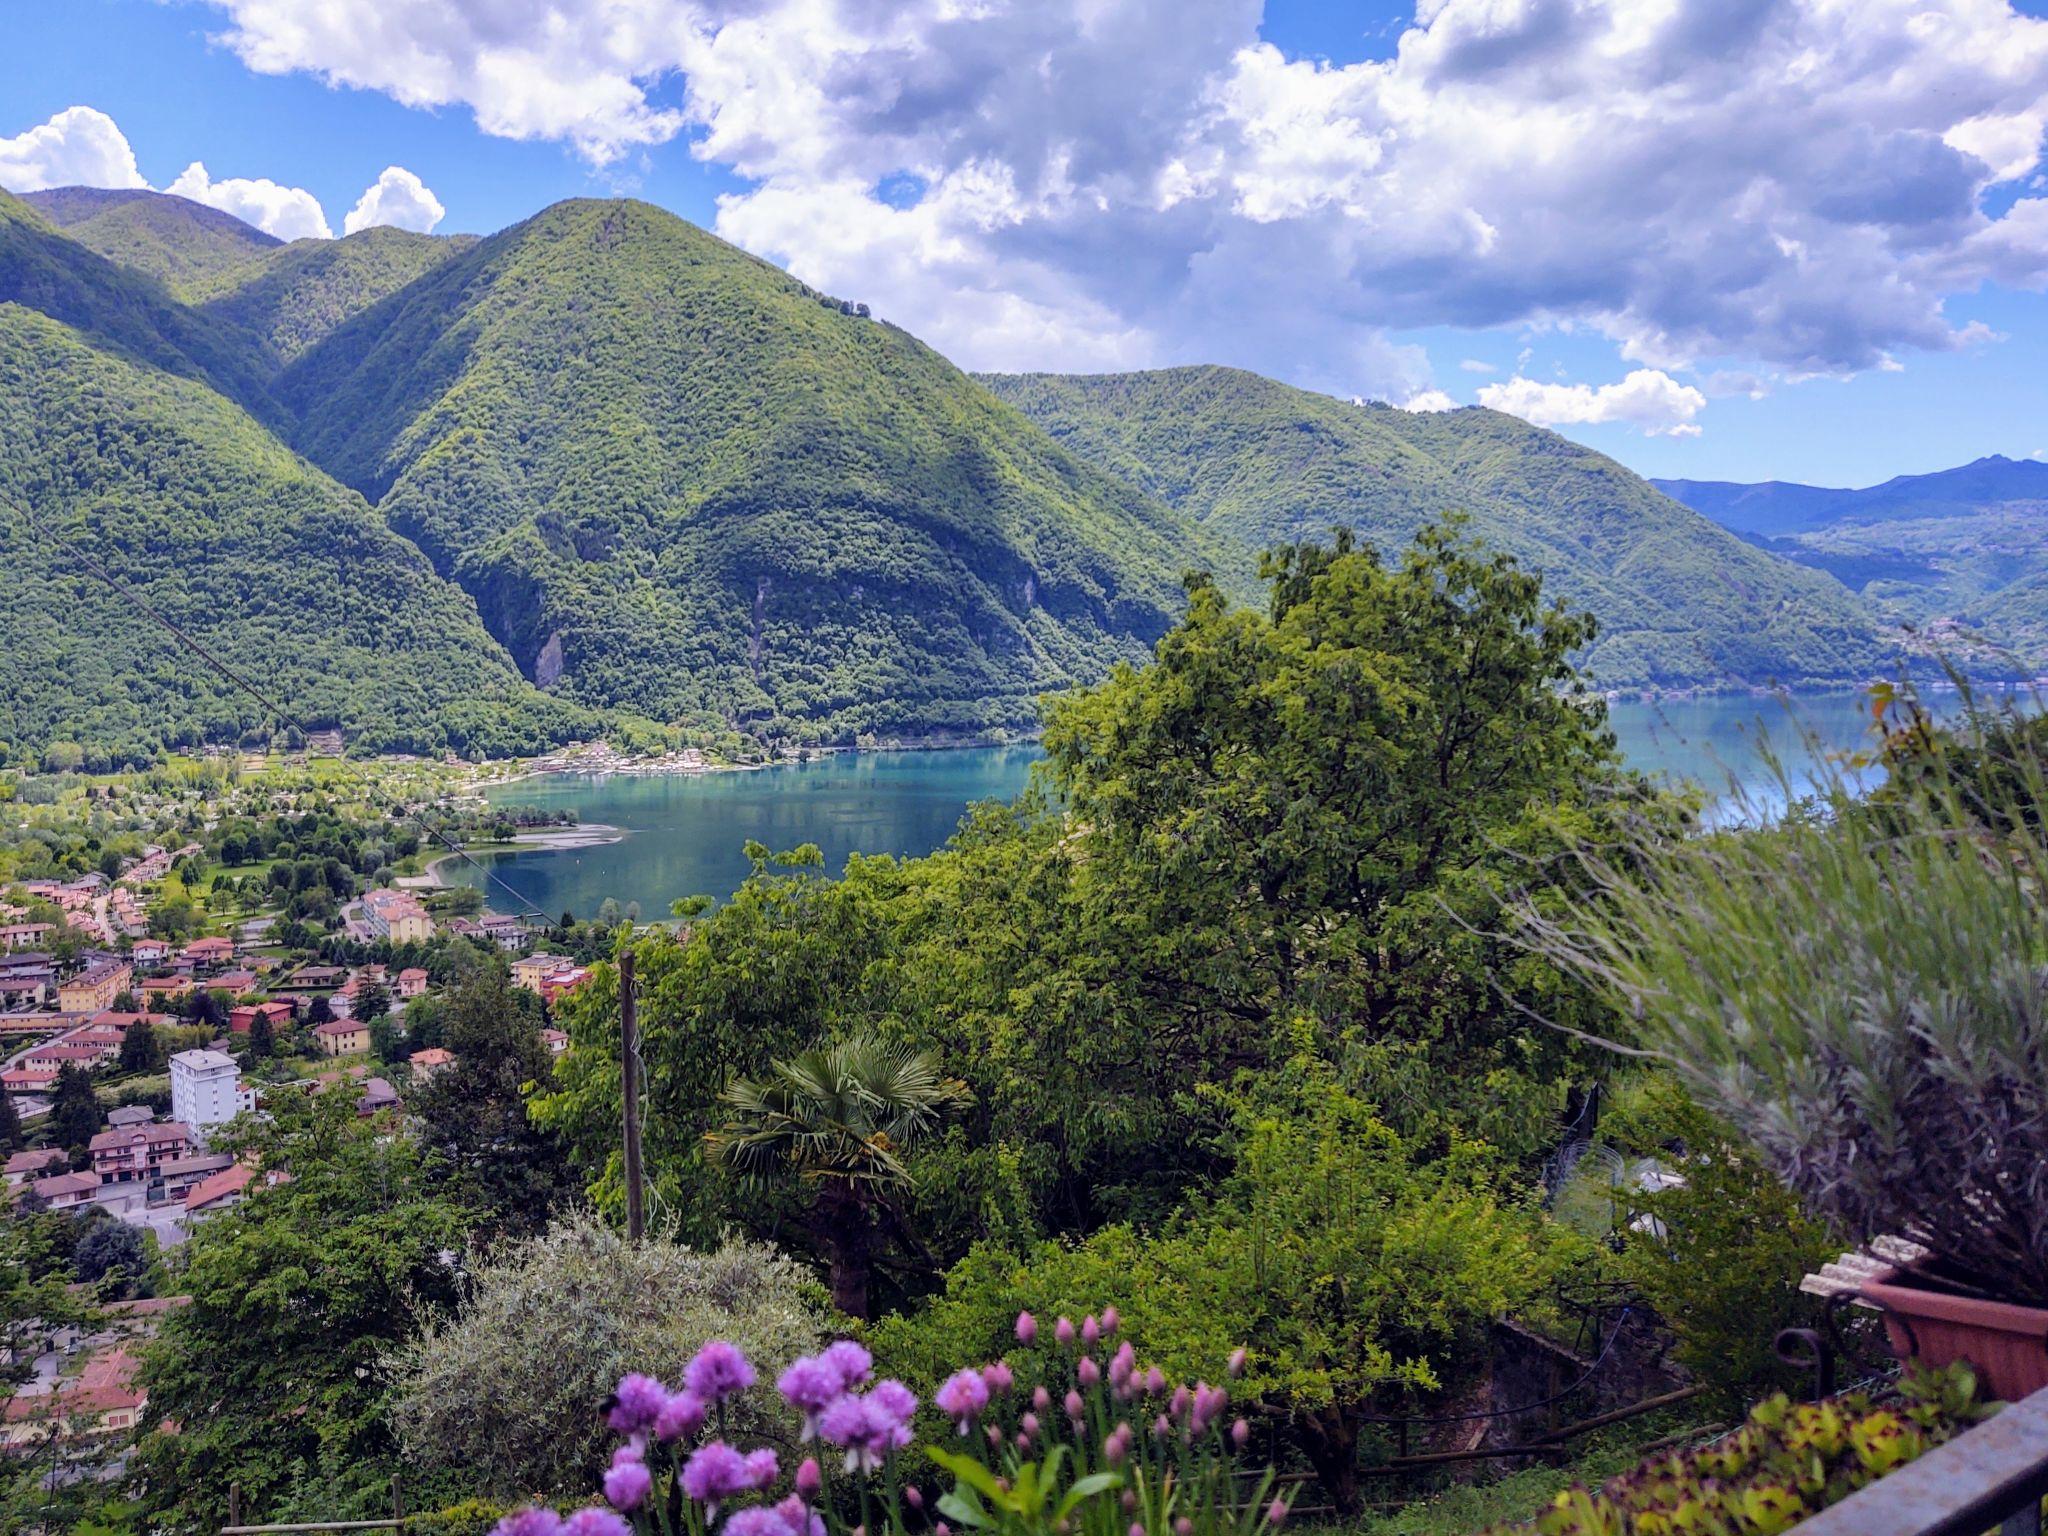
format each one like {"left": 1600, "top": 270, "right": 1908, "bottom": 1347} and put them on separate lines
{"left": 937, "top": 1526, "right": 951, "bottom": 1536}
{"left": 1101, "top": 1306, "right": 1120, "bottom": 1335}
{"left": 1121, "top": 1492, "right": 1138, "bottom": 1514}
{"left": 1169, "top": 1386, "right": 1190, "bottom": 1421}
{"left": 1228, "top": 1348, "right": 1247, "bottom": 1380}
{"left": 1130, "top": 1524, "right": 1145, "bottom": 1536}
{"left": 982, "top": 1360, "right": 1015, "bottom": 1394}
{"left": 1231, "top": 1418, "right": 1250, "bottom": 1449}
{"left": 1153, "top": 1414, "right": 1172, "bottom": 1440}
{"left": 1016, "top": 1432, "right": 1032, "bottom": 1452}
{"left": 1078, "top": 1357, "right": 1100, "bottom": 1388}
{"left": 986, "top": 1423, "right": 1002, "bottom": 1448}
{"left": 1022, "top": 1413, "right": 1041, "bottom": 1435}
{"left": 1266, "top": 1500, "right": 1288, "bottom": 1528}
{"left": 904, "top": 1487, "right": 924, "bottom": 1510}
{"left": 1144, "top": 1367, "right": 1166, "bottom": 1394}
{"left": 795, "top": 1457, "right": 822, "bottom": 1501}
{"left": 1016, "top": 1312, "right": 1038, "bottom": 1346}
{"left": 1054, "top": 1316, "right": 1075, "bottom": 1347}
{"left": 1176, "top": 1521, "right": 1193, "bottom": 1536}
{"left": 1105, "top": 1430, "right": 1127, "bottom": 1466}
{"left": 1082, "top": 1315, "right": 1101, "bottom": 1347}
{"left": 1033, "top": 1386, "right": 1052, "bottom": 1412}
{"left": 1065, "top": 1390, "right": 1085, "bottom": 1420}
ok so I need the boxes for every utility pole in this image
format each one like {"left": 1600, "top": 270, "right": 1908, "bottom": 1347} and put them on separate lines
{"left": 620, "top": 948, "right": 644, "bottom": 1240}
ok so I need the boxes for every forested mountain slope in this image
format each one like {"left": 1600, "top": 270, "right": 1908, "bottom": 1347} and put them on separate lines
{"left": 19, "top": 186, "right": 280, "bottom": 301}
{"left": 195, "top": 225, "right": 480, "bottom": 361}
{"left": 983, "top": 367, "right": 1894, "bottom": 690}
{"left": 0, "top": 302, "right": 591, "bottom": 767}
{"left": 1657, "top": 455, "right": 2048, "bottom": 536}
{"left": 278, "top": 198, "right": 1207, "bottom": 738}
{"left": 0, "top": 189, "right": 282, "bottom": 427}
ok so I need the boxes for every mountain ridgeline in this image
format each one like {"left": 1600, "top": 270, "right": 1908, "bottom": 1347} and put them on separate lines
{"left": 0, "top": 184, "right": 1937, "bottom": 767}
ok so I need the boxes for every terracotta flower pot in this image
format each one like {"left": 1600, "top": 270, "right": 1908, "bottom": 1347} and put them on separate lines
{"left": 1861, "top": 1264, "right": 2048, "bottom": 1403}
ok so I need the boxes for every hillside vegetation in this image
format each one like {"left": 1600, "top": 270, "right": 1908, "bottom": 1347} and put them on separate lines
{"left": 984, "top": 367, "right": 1894, "bottom": 690}
{"left": 278, "top": 198, "right": 1207, "bottom": 738}
{"left": 20, "top": 186, "right": 281, "bottom": 301}
{"left": 0, "top": 302, "right": 591, "bottom": 767}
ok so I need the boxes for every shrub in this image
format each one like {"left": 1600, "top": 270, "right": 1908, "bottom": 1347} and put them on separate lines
{"left": 386, "top": 1213, "right": 830, "bottom": 1500}
{"left": 1516, "top": 693, "right": 2048, "bottom": 1302}
{"left": 1499, "top": 1361, "right": 1995, "bottom": 1536}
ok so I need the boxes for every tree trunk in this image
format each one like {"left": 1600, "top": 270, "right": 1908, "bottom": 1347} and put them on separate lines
{"left": 818, "top": 1185, "right": 873, "bottom": 1320}
{"left": 1299, "top": 1406, "right": 1363, "bottom": 1518}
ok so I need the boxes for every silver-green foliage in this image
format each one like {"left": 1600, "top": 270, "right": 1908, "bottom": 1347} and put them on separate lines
{"left": 387, "top": 1212, "right": 830, "bottom": 1500}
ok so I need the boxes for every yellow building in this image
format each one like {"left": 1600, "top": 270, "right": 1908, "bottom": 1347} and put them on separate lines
{"left": 60, "top": 959, "right": 133, "bottom": 1014}
{"left": 512, "top": 953, "right": 572, "bottom": 993}
{"left": 312, "top": 1018, "right": 370, "bottom": 1057}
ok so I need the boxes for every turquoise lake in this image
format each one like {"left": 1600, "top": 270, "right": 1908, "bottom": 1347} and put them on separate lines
{"left": 448, "top": 692, "right": 1999, "bottom": 919}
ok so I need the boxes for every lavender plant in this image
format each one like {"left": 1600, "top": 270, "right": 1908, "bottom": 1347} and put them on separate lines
{"left": 488, "top": 1312, "right": 1293, "bottom": 1536}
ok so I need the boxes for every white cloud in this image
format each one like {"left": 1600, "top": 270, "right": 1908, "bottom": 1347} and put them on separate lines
{"left": 1459, "top": 358, "right": 1496, "bottom": 374}
{"left": 166, "top": 160, "right": 331, "bottom": 240}
{"left": 1477, "top": 369, "right": 1708, "bottom": 437}
{"left": 0, "top": 106, "right": 146, "bottom": 193}
{"left": 343, "top": 165, "right": 445, "bottom": 234}
{"left": 188, "top": 0, "right": 2048, "bottom": 389}
{"left": 1401, "top": 388, "right": 1460, "bottom": 412}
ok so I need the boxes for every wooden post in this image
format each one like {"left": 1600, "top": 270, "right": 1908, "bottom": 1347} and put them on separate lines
{"left": 391, "top": 1473, "right": 405, "bottom": 1534}
{"left": 621, "top": 949, "right": 644, "bottom": 1241}
{"left": 229, "top": 1483, "right": 242, "bottom": 1531}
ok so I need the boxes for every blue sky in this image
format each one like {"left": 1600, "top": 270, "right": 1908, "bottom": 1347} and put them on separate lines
{"left": 7, "top": 0, "right": 2048, "bottom": 488}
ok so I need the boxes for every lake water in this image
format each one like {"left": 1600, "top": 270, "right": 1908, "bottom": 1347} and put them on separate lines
{"left": 447, "top": 692, "right": 1992, "bottom": 918}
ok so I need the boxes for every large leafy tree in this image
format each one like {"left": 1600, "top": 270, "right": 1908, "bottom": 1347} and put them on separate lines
{"left": 706, "top": 1035, "right": 972, "bottom": 1318}
{"left": 49, "top": 1064, "right": 101, "bottom": 1152}
{"left": 136, "top": 1092, "right": 473, "bottom": 1529}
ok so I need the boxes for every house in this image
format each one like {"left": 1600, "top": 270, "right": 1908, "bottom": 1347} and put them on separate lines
{"left": 539, "top": 1027, "right": 570, "bottom": 1058}
{"left": 169, "top": 1050, "right": 253, "bottom": 1137}
{"left": 129, "top": 938, "right": 172, "bottom": 966}
{"left": 358, "top": 1077, "right": 401, "bottom": 1116}
{"left": 1, "top": 1068, "right": 59, "bottom": 1096}
{"left": 227, "top": 1000, "right": 295, "bottom": 1036}
{"left": 183, "top": 1161, "right": 283, "bottom": 1217}
{"left": 362, "top": 889, "right": 434, "bottom": 945}
{"left": 0, "top": 922, "right": 55, "bottom": 951}
{"left": 89, "top": 1121, "right": 194, "bottom": 1184}
{"left": 4, "top": 1147, "right": 66, "bottom": 1186}
{"left": 0, "top": 1347, "right": 145, "bottom": 1447}
{"left": 89, "top": 1009, "right": 175, "bottom": 1033}
{"left": 23, "top": 1041, "right": 112, "bottom": 1073}
{"left": 479, "top": 912, "right": 530, "bottom": 951}
{"left": 210, "top": 968, "right": 258, "bottom": 995}
{"left": 59, "top": 958, "right": 133, "bottom": 1014}
{"left": 106, "top": 1104, "right": 153, "bottom": 1128}
{"left": 447, "top": 917, "right": 484, "bottom": 940}
{"left": 156, "top": 1151, "right": 235, "bottom": 1201}
{"left": 539, "top": 967, "right": 591, "bottom": 1005}
{"left": 0, "top": 973, "right": 51, "bottom": 1009}
{"left": 279, "top": 965, "right": 347, "bottom": 991}
{"left": 396, "top": 967, "right": 429, "bottom": 1000}
{"left": 138, "top": 975, "right": 194, "bottom": 1004}
{"left": 312, "top": 1018, "right": 370, "bottom": 1057}
{"left": 181, "top": 937, "right": 236, "bottom": 971}
{"left": 512, "top": 953, "right": 573, "bottom": 992}
{"left": 32, "top": 1170, "right": 103, "bottom": 1211}
{"left": 408, "top": 1046, "right": 454, "bottom": 1082}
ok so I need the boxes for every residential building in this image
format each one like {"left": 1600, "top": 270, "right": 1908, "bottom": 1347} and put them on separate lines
{"left": 4, "top": 1147, "right": 66, "bottom": 1186}
{"left": 362, "top": 889, "right": 434, "bottom": 945}
{"left": 24, "top": 1041, "right": 111, "bottom": 1073}
{"left": 138, "top": 975, "right": 194, "bottom": 1005}
{"left": 227, "top": 1000, "right": 295, "bottom": 1036}
{"left": 106, "top": 1104, "right": 153, "bottom": 1128}
{"left": 59, "top": 959, "right": 133, "bottom": 1014}
{"left": 129, "top": 938, "right": 172, "bottom": 966}
{"left": 408, "top": 1046, "right": 454, "bottom": 1082}
{"left": 211, "top": 967, "right": 258, "bottom": 995}
{"left": 540, "top": 1027, "right": 570, "bottom": 1057}
{"left": 89, "top": 1009, "right": 174, "bottom": 1033}
{"left": 313, "top": 1018, "right": 370, "bottom": 1056}
{"left": 396, "top": 967, "right": 429, "bottom": 999}
{"left": 539, "top": 966, "right": 591, "bottom": 1005}
{"left": 181, "top": 937, "right": 235, "bottom": 971}
{"left": 0, "top": 973, "right": 51, "bottom": 1008}
{"left": 279, "top": 965, "right": 347, "bottom": 991}
{"left": 512, "top": 953, "right": 573, "bottom": 992}
{"left": 184, "top": 1161, "right": 281, "bottom": 1218}
{"left": 0, "top": 921, "right": 55, "bottom": 950}
{"left": 0, "top": 1347, "right": 145, "bottom": 1447}
{"left": 32, "top": 1170, "right": 103, "bottom": 1211}
{"left": 89, "top": 1121, "right": 194, "bottom": 1184}
{"left": 479, "top": 912, "right": 530, "bottom": 951}
{"left": 157, "top": 1151, "right": 235, "bottom": 1201}
{"left": 1, "top": 1068, "right": 58, "bottom": 1096}
{"left": 169, "top": 1050, "right": 252, "bottom": 1138}
{"left": 358, "top": 1077, "right": 401, "bottom": 1116}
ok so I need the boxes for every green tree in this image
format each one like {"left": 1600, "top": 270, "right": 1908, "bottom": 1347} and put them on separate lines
{"left": 707, "top": 1035, "right": 972, "bottom": 1319}
{"left": 73, "top": 1219, "right": 152, "bottom": 1299}
{"left": 0, "top": 1086, "right": 20, "bottom": 1153}
{"left": 137, "top": 1092, "right": 473, "bottom": 1530}
{"left": 50, "top": 1064, "right": 101, "bottom": 1152}
{"left": 117, "top": 1020, "right": 162, "bottom": 1076}
{"left": 246, "top": 1010, "right": 274, "bottom": 1059}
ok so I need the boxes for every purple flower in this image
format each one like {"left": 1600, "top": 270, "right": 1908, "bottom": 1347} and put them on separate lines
{"left": 683, "top": 1442, "right": 756, "bottom": 1509}
{"left": 1169, "top": 1386, "right": 1190, "bottom": 1422}
{"left": 1101, "top": 1306, "right": 1120, "bottom": 1335}
{"left": 1015, "top": 1312, "right": 1038, "bottom": 1346}
{"left": 1032, "top": 1386, "right": 1052, "bottom": 1412}
{"left": 608, "top": 1372, "right": 670, "bottom": 1434}
{"left": 562, "top": 1513, "right": 631, "bottom": 1536}
{"left": 1104, "top": 1426, "right": 1129, "bottom": 1466}
{"left": 1192, "top": 1384, "right": 1229, "bottom": 1435}
{"left": 1266, "top": 1499, "right": 1289, "bottom": 1528}
{"left": 776, "top": 1496, "right": 827, "bottom": 1536}
{"left": 604, "top": 1456, "right": 652, "bottom": 1512}
{"left": 871, "top": 1379, "right": 918, "bottom": 1424}
{"left": 794, "top": 1458, "right": 822, "bottom": 1501}
{"left": 1144, "top": 1367, "right": 1166, "bottom": 1395}
{"left": 1054, "top": 1316, "right": 1075, "bottom": 1347}
{"left": 1130, "top": 1523, "right": 1145, "bottom": 1536}
{"left": 819, "top": 1390, "right": 912, "bottom": 1472}
{"left": 821, "top": 1339, "right": 873, "bottom": 1391}
{"left": 1064, "top": 1390, "right": 1084, "bottom": 1421}
{"left": 684, "top": 1341, "right": 757, "bottom": 1404}
{"left": 981, "top": 1360, "right": 1014, "bottom": 1394}
{"left": 1176, "top": 1519, "right": 1194, "bottom": 1536}
{"left": 777, "top": 1356, "right": 843, "bottom": 1438}
{"left": 493, "top": 1509, "right": 565, "bottom": 1536}
{"left": 904, "top": 1486, "right": 924, "bottom": 1510}
{"left": 935, "top": 1369, "right": 990, "bottom": 1431}
{"left": 1228, "top": 1348, "right": 1247, "bottom": 1380}
{"left": 1077, "top": 1357, "right": 1100, "bottom": 1388}
{"left": 1082, "top": 1315, "right": 1101, "bottom": 1347}
{"left": 1109, "top": 1342, "right": 1136, "bottom": 1389}
{"left": 724, "top": 1509, "right": 796, "bottom": 1536}
{"left": 745, "top": 1448, "right": 780, "bottom": 1487}
{"left": 657, "top": 1390, "right": 708, "bottom": 1443}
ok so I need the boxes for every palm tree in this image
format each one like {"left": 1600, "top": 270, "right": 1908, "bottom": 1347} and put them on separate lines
{"left": 706, "top": 1035, "right": 972, "bottom": 1319}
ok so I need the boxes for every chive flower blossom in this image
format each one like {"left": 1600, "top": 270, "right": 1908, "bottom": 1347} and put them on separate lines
{"left": 821, "top": 1339, "right": 873, "bottom": 1391}
{"left": 656, "top": 1389, "right": 707, "bottom": 1443}
{"left": 603, "top": 1449, "right": 652, "bottom": 1512}
{"left": 608, "top": 1373, "right": 669, "bottom": 1434}
{"left": 777, "top": 1355, "right": 845, "bottom": 1438}
{"left": 684, "top": 1340, "right": 757, "bottom": 1404}
{"left": 1054, "top": 1316, "right": 1075, "bottom": 1346}
{"left": 492, "top": 1509, "right": 565, "bottom": 1536}
{"left": 681, "top": 1441, "right": 764, "bottom": 1509}
{"left": 776, "top": 1495, "right": 828, "bottom": 1536}
{"left": 794, "top": 1458, "right": 822, "bottom": 1501}
{"left": 1015, "top": 1312, "right": 1037, "bottom": 1345}
{"left": 562, "top": 1512, "right": 632, "bottom": 1536}
{"left": 935, "top": 1368, "right": 990, "bottom": 1432}
{"left": 724, "top": 1510, "right": 793, "bottom": 1536}
{"left": 819, "top": 1385, "right": 916, "bottom": 1471}
{"left": 981, "top": 1360, "right": 1014, "bottom": 1394}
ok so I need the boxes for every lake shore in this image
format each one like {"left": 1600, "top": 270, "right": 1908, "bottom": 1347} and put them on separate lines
{"left": 413, "top": 822, "right": 624, "bottom": 889}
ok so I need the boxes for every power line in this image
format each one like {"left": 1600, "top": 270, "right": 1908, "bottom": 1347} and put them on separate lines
{"left": 6, "top": 496, "right": 555, "bottom": 925}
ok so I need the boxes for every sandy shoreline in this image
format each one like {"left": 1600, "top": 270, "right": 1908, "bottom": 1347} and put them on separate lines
{"left": 414, "top": 822, "right": 624, "bottom": 888}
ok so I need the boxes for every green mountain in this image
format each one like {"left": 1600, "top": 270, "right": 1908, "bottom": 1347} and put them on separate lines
{"left": 0, "top": 300, "right": 590, "bottom": 767}
{"left": 0, "top": 188, "right": 282, "bottom": 426}
{"left": 982, "top": 367, "right": 1895, "bottom": 691}
{"left": 19, "top": 186, "right": 281, "bottom": 301}
{"left": 194, "top": 225, "right": 479, "bottom": 361}
{"left": 277, "top": 198, "right": 1204, "bottom": 738}
{"left": 1655, "top": 455, "right": 2048, "bottom": 537}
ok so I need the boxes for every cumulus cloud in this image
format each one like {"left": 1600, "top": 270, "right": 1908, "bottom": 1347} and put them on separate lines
{"left": 190, "top": 0, "right": 2048, "bottom": 388}
{"left": 344, "top": 165, "right": 445, "bottom": 234}
{"left": 166, "top": 160, "right": 331, "bottom": 240}
{"left": 0, "top": 106, "right": 146, "bottom": 193}
{"left": 1401, "top": 389, "right": 1460, "bottom": 412}
{"left": 1478, "top": 370, "right": 1708, "bottom": 437}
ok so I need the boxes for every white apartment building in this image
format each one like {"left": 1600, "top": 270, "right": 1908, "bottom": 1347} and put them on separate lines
{"left": 170, "top": 1050, "right": 254, "bottom": 1143}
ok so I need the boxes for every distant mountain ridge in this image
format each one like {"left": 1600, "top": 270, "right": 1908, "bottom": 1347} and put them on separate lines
{"left": 1654, "top": 455, "right": 2048, "bottom": 537}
